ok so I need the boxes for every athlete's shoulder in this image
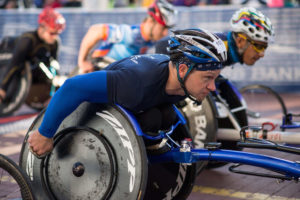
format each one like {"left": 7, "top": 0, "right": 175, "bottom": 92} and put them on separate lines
{"left": 108, "top": 23, "right": 132, "bottom": 32}
{"left": 155, "top": 36, "right": 170, "bottom": 54}
{"left": 106, "top": 24, "right": 130, "bottom": 43}
{"left": 127, "top": 54, "right": 170, "bottom": 67}
{"left": 19, "top": 31, "right": 37, "bottom": 42}
{"left": 108, "top": 54, "right": 169, "bottom": 69}
{"left": 215, "top": 31, "right": 229, "bottom": 41}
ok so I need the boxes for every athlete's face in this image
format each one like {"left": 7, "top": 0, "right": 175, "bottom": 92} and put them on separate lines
{"left": 40, "top": 26, "right": 60, "bottom": 44}
{"left": 151, "top": 21, "right": 169, "bottom": 41}
{"left": 180, "top": 64, "right": 221, "bottom": 102}
{"left": 237, "top": 34, "right": 268, "bottom": 66}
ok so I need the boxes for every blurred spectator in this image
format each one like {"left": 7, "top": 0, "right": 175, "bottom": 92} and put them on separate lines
{"left": 204, "top": 0, "right": 229, "bottom": 5}
{"left": 34, "top": 0, "right": 62, "bottom": 8}
{"left": 142, "top": 0, "right": 155, "bottom": 6}
{"left": 82, "top": 0, "right": 109, "bottom": 10}
{"left": 63, "top": 0, "right": 81, "bottom": 7}
{"left": 167, "top": 0, "right": 201, "bottom": 6}
{"left": 34, "top": 0, "right": 81, "bottom": 8}
{"left": 241, "top": 0, "right": 267, "bottom": 5}
{"left": 267, "top": 0, "right": 284, "bottom": 7}
{"left": 44, "top": 0, "right": 62, "bottom": 8}
{"left": 114, "top": 0, "right": 137, "bottom": 7}
{"left": 0, "top": 0, "right": 17, "bottom": 8}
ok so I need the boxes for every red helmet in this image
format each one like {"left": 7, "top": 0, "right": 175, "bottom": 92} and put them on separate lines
{"left": 38, "top": 7, "right": 66, "bottom": 33}
{"left": 148, "top": 0, "right": 177, "bottom": 28}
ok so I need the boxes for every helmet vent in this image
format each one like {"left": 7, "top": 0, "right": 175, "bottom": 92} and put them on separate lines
{"left": 249, "top": 28, "right": 254, "bottom": 33}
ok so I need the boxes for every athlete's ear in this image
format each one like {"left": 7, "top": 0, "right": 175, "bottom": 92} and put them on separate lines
{"left": 178, "top": 63, "right": 188, "bottom": 79}
{"left": 235, "top": 34, "right": 247, "bottom": 49}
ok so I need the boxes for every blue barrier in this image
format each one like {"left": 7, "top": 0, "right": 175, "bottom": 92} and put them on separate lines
{"left": 0, "top": 6, "right": 299, "bottom": 92}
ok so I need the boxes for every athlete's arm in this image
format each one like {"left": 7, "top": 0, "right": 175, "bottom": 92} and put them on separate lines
{"left": 0, "top": 89, "right": 5, "bottom": 103}
{"left": 51, "top": 39, "right": 59, "bottom": 60}
{"left": 77, "top": 24, "right": 109, "bottom": 73}
{"left": 40, "top": 71, "right": 108, "bottom": 137}
{"left": 28, "top": 71, "right": 108, "bottom": 156}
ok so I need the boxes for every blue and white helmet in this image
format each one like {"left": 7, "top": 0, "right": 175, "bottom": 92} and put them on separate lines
{"left": 168, "top": 28, "right": 227, "bottom": 70}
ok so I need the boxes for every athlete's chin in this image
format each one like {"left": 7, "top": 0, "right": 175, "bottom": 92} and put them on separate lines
{"left": 245, "top": 58, "right": 258, "bottom": 66}
{"left": 196, "top": 94, "right": 208, "bottom": 102}
{"left": 45, "top": 39, "right": 56, "bottom": 45}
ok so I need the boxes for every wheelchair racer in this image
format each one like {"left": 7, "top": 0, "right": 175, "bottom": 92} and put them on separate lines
{"left": 0, "top": 7, "right": 66, "bottom": 106}
{"left": 77, "top": 0, "right": 177, "bottom": 74}
{"left": 156, "top": 7, "right": 274, "bottom": 67}
{"left": 28, "top": 28, "right": 227, "bottom": 157}
{"left": 154, "top": 7, "right": 274, "bottom": 156}
{"left": 220, "top": 7, "right": 274, "bottom": 66}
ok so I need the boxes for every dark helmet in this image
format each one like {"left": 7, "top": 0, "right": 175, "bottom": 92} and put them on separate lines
{"left": 148, "top": 0, "right": 177, "bottom": 28}
{"left": 38, "top": 7, "right": 66, "bottom": 33}
{"left": 168, "top": 28, "right": 227, "bottom": 71}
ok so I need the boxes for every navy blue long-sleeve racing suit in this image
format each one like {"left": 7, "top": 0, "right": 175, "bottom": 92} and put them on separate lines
{"left": 39, "top": 54, "right": 185, "bottom": 138}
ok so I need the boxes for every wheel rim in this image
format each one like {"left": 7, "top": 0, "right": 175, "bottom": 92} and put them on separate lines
{"left": 42, "top": 127, "right": 117, "bottom": 200}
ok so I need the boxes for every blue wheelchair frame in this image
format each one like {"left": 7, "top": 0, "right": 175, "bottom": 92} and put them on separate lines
{"left": 117, "top": 104, "right": 300, "bottom": 182}
{"left": 281, "top": 114, "right": 300, "bottom": 130}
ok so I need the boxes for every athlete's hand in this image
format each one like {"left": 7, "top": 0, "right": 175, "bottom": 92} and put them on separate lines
{"left": 78, "top": 60, "right": 94, "bottom": 74}
{"left": 0, "top": 89, "right": 6, "bottom": 103}
{"left": 28, "top": 130, "right": 53, "bottom": 158}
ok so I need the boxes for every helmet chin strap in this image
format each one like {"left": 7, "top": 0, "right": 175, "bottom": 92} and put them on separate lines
{"left": 176, "top": 63, "right": 202, "bottom": 105}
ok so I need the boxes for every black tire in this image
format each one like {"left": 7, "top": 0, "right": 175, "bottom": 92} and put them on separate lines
{"left": 206, "top": 79, "right": 248, "bottom": 169}
{"left": 178, "top": 94, "right": 218, "bottom": 174}
{"left": 239, "top": 84, "right": 287, "bottom": 127}
{"left": 0, "top": 62, "right": 31, "bottom": 117}
{"left": 0, "top": 154, "right": 35, "bottom": 200}
{"left": 19, "top": 103, "right": 148, "bottom": 200}
{"left": 144, "top": 124, "right": 197, "bottom": 200}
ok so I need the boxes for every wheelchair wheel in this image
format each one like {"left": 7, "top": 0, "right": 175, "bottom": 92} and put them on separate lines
{"left": 179, "top": 94, "right": 218, "bottom": 174}
{"left": 25, "top": 82, "right": 51, "bottom": 110}
{"left": 0, "top": 154, "right": 35, "bottom": 200}
{"left": 19, "top": 103, "right": 148, "bottom": 200}
{"left": 206, "top": 79, "right": 248, "bottom": 169}
{"left": 144, "top": 124, "right": 197, "bottom": 200}
{"left": 239, "top": 84, "right": 287, "bottom": 128}
{"left": 0, "top": 62, "right": 31, "bottom": 117}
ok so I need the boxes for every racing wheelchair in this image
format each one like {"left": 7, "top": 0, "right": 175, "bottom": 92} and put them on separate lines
{"left": 179, "top": 75, "right": 300, "bottom": 170}
{"left": 0, "top": 36, "right": 66, "bottom": 117}
{"left": 19, "top": 100, "right": 300, "bottom": 200}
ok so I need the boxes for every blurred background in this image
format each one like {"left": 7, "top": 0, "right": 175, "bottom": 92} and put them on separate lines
{"left": 0, "top": 0, "right": 299, "bottom": 93}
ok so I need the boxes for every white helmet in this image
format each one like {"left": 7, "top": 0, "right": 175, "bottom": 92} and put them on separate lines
{"left": 230, "top": 7, "right": 274, "bottom": 43}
